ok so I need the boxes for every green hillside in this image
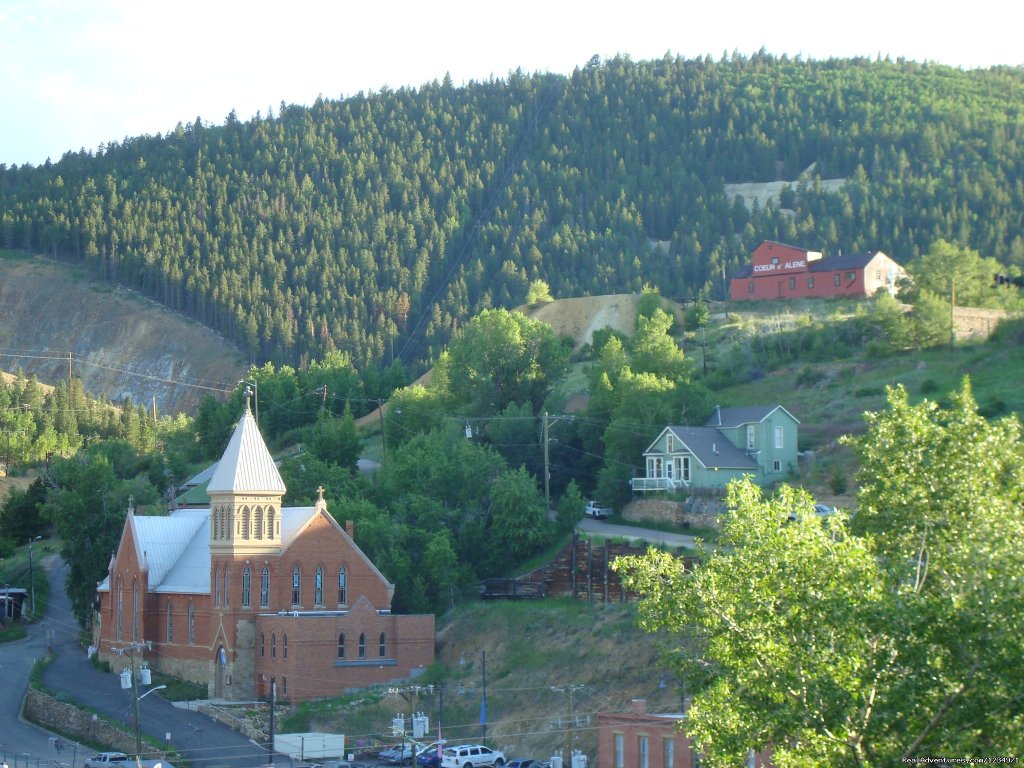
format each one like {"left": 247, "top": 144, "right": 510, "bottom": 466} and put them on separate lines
{"left": 2, "top": 54, "right": 1023, "bottom": 373}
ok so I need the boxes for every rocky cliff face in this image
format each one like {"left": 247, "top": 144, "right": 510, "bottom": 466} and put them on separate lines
{"left": 0, "top": 255, "right": 248, "bottom": 415}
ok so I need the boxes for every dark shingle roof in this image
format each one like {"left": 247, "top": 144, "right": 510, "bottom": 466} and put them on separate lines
{"left": 807, "top": 250, "right": 885, "bottom": 272}
{"left": 662, "top": 426, "right": 760, "bottom": 470}
{"left": 707, "top": 405, "right": 795, "bottom": 428}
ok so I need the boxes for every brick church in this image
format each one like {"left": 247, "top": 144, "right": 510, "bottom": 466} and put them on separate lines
{"left": 94, "top": 400, "right": 434, "bottom": 702}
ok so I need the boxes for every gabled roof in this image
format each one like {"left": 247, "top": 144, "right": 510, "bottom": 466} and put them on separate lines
{"left": 99, "top": 505, "right": 341, "bottom": 594}
{"left": 182, "top": 461, "right": 218, "bottom": 489}
{"left": 732, "top": 250, "right": 897, "bottom": 279}
{"left": 707, "top": 405, "right": 799, "bottom": 428}
{"left": 207, "top": 406, "right": 286, "bottom": 495}
{"left": 648, "top": 426, "right": 759, "bottom": 470}
{"left": 807, "top": 250, "right": 892, "bottom": 272}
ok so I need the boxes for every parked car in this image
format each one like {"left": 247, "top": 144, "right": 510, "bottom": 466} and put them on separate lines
{"left": 441, "top": 744, "right": 506, "bottom": 768}
{"left": 84, "top": 754, "right": 129, "bottom": 768}
{"left": 381, "top": 744, "right": 417, "bottom": 765}
{"left": 418, "top": 750, "right": 442, "bottom": 768}
{"left": 506, "top": 760, "right": 546, "bottom": 768}
{"left": 583, "top": 500, "right": 611, "bottom": 519}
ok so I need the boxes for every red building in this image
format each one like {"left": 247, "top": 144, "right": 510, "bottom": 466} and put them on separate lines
{"left": 597, "top": 700, "right": 772, "bottom": 768}
{"left": 730, "top": 241, "right": 905, "bottom": 302}
{"left": 94, "top": 402, "right": 434, "bottom": 702}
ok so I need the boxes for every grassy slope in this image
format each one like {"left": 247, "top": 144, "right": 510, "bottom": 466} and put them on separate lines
{"left": 283, "top": 599, "right": 683, "bottom": 761}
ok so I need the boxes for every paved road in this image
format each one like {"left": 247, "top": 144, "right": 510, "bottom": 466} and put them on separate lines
{"left": 576, "top": 517, "right": 703, "bottom": 550}
{"left": 1, "top": 552, "right": 268, "bottom": 768}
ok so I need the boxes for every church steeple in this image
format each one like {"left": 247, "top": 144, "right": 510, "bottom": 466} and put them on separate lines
{"left": 208, "top": 401, "right": 286, "bottom": 556}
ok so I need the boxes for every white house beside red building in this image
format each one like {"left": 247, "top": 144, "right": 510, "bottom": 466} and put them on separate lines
{"left": 730, "top": 240, "right": 905, "bottom": 302}
{"left": 94, "top": 401, "right": 434, "bottom": 702}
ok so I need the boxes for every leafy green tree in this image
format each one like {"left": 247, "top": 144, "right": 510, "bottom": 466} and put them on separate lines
{"left": 617, "top": 380, "right": 1024, "bottom": 765}
{"left": 308, "top": 403, "right": 361, "bottom": 471}
{"left": 525, "top": 279, "right": 554, "bottom": 305}
{"left": 0, "top": 477, "right": 48, "bottom": 543}
{"left": 905, "top": 288, "right": 952, "bottom": 349}
{"left": 432, "top": 309, "right": 570, "bottom": 417}
{"left": 902, "top": 239, "right": 1022, "bottom": 310}
{"left": 486, "top": 465, "right": 551, "bottom": 570}
{"left": 43, "top": 450, "right": 159, "bottom": 624}
{"left": 555, "top": 479, "right": 585, "bottom": 533}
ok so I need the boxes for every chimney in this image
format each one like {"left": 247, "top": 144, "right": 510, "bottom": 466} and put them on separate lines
{"left": 345, "top": 520, "right": 355, "bottom": 539}
{"left": 631, "top": 699, "right": 647, "bottom": 715}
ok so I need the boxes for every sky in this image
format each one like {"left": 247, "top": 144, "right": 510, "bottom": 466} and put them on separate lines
{"left": 2, "top": 0, "right": 1022, "bottom": 168}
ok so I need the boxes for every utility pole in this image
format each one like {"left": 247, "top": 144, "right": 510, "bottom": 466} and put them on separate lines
{"left": 111, "top": 640, "right": 154, "bottom": 756}
{"left": 480, "top": 650, "right": 487, "bottom": 742}
{"left": 28, "top": 535, "right": 42, "bottom": 617}
{"left": 551, "top": 684, "right": 585, "bottom": 763}
{"left": 543, "top": 414, "right": 573, "bottom": 513}
{"left": 543, "top": 413, "right": 551, "bottom": 512}
{"left": 268, "top": 676, "right": 276, "bottom": 765}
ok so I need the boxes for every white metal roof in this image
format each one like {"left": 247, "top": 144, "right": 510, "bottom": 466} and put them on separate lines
{"left": 207, "top": 406, "right": 286, "bottom": 494}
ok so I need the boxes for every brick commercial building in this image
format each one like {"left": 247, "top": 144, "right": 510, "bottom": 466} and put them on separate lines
{"left": 94, "top": 401, "right": 434, "bottom": 702}
{"left": 597, "top": 700, "right": 772, "bottom": 768}
{"left": 730, "top": 240, "right": 905, "bottom": 302}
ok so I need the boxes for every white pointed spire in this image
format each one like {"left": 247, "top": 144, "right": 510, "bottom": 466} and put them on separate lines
{"left": 207, "top": 406, "right": 286, "bottom": 494}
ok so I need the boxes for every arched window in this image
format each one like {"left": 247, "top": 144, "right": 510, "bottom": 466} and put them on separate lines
{"left": 337, "top": 633, "right": 346, "bottom": 659}
{"left": 358, "top": 633, "right": 366, "bottom": 658}
{"left": 188, "top": 602, "right": 196, "bottom": 644}
{"left": 266, "top": 507, "right": 275, "bottom": 539}
{"left": 132, "top": 580, "right": 139, "bottom": 641}
{"left": 379, "top": 632, "right": 387, "bottom": 658}
{"left": 116, "top": 577, "right": 123, "bottom": 640}
{"left": 241, "top": 506, "right": 251, "bottom": 540}
{"left": 315, "top": 566, "right": 324, "bottom": 605}
{"left": 291, "top": 565, "right": 301, "bottom": 605}
{"left": 282, "top": 677, "right": 287, "bottom": 695}
{"left": 338, "top": 566, "right": 347, "bottom": 605}
{"left": 283, "top": 634, "right": 288, "bottom": 660}
{"left": 254, "top": 506, "right": 264, "bottom": 540}
{"left": 215, "top": 566, "right": 222, "bottom": 606}
{"left": 260, "top": 633, "right": 266, "bottom": 658}
{"left": 224, "top": 568, "right": 230, "bottom": 607}
{"left": 271, "top": 633, "right": 276, "bottom": 658}
{"left": 166, "top": 601, "right": 174, "bottom": 643}
{"left": 242, "top": 566, "right": 252, "bottom": 607}
{"left": 260, "top": 566, "right": 270, "bottom": 607}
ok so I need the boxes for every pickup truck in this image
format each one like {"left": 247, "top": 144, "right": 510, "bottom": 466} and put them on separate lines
{"left": 84, "top": 754, "right": 129, "bottom": 768}
{"left": 83, "top": 754, "right": 173, "bottom": 768}
{"left": 584, "top": 500, "right": 611, "bottom": 520}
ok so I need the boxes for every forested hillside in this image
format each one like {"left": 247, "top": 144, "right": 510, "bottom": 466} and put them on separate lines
{"left": 2, "top": 53, "right": 1023, "bottom": 371}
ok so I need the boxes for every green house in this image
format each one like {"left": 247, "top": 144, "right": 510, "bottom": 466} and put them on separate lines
{"left": 631, "top": 405, "right": 800, "bottom": 492}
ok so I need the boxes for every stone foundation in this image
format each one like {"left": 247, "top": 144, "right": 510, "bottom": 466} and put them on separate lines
{"left": 624, "top": 493, "right": 726, "bottom": 531}
{"left": 24, "top": 687, "right": 172, "bottom": 760}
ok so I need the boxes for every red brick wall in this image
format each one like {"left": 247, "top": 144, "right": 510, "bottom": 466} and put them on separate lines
{"left": 96, "top": 509, "right": 435, "bottom": 702}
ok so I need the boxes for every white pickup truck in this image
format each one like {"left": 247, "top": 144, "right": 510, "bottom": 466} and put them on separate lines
{"left": 584, "top": 500, "right": 611, "bottom": 519}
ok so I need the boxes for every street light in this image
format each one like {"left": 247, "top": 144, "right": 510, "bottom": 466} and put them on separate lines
{"left": 239, "top": 379, "right": 259, "bottom": 426}
{"left": 136, "top": 683, "right": 167, "bottom": 756}
{"left": 28, "top": 535, "right": 42, "bottom": 618}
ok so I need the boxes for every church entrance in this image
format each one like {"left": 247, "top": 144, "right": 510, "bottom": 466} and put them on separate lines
{"left": 214, "top": 645, "right": 226, "bottom": 699}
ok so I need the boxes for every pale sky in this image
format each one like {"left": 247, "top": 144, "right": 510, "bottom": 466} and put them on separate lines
{"left": 2, "top": 0, "right": 1022, "bottom": 167}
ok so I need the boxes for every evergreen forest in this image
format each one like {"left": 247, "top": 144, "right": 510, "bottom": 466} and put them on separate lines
{"left": 2, "top": 53, "right": 1023, "bottom": 372}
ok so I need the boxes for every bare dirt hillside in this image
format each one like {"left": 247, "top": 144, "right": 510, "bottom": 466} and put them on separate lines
{"left": 524, "top": 294, "right": 644, "bottom": 349}
{"left": 0, "top": 255, "right": 248, "bottom": 415}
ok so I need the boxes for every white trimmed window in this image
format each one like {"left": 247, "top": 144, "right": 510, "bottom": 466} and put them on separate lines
{"left": 775, "top": 425, "right": 784, "bottom": 449}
